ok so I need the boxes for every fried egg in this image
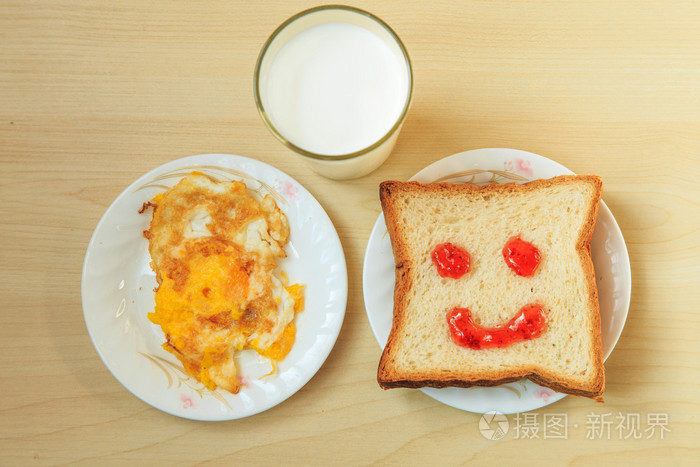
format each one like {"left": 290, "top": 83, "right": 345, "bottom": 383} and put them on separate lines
{"left": 143, "top": 172, "right": 304, "bottom": 394}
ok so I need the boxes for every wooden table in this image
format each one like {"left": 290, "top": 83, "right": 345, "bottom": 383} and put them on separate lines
{"left": 2, "top": 1, "right": 698, "bottom": 464}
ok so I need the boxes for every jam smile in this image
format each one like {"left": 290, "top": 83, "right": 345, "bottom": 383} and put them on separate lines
{"left": 432, "top": 236, "right": 546, "bottom": 349}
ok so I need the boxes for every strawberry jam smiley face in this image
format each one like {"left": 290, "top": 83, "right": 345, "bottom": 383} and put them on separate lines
{"left": 431, "top": 235, "right": 548, "bottom": 350}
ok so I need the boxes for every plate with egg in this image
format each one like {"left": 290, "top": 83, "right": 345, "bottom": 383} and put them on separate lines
{"left": 82, "top": 154, "right": 347, "bottom": 420}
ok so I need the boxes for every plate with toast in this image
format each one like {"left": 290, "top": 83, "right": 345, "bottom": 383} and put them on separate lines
{"left": 363, "top": 148, "right": 631, "bottom": 414}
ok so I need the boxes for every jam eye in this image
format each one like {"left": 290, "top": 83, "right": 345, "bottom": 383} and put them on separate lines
{"left": 502, "top": 235, "right": 541, "bottom": 277}
{"left": 431, "top": 243, "right": 470, "bottom": 279}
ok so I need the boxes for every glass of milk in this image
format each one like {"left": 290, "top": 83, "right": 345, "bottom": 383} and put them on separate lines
{"left": 254, "top": 5, "right": 413, "bottom": 180}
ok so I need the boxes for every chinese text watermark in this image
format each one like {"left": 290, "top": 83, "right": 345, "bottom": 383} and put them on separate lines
{"left": 479, "top": 411, "right": 670, "bottom": 440}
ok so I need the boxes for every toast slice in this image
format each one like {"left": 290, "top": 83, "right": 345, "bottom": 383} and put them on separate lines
{"left": 377, "top": 175, "right": 605, "bottom": 399}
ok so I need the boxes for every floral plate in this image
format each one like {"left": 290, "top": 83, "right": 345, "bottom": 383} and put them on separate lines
{"left": 82, "top": 154, "right": 347, "bottom": 420}
{"left": 363, "top": 148, "right": 631, "bottom": 414}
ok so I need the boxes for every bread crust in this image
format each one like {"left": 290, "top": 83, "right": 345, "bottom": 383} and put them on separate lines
{"left": 377, "top": 175, "right": 605, "bottom": 399}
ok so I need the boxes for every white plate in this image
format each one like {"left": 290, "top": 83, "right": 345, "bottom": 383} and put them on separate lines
{"left": 363, "top": 148, "right": 631, "bottom": 414}
{"left": 82, "top": 154, "right": 347, "bottom": 421}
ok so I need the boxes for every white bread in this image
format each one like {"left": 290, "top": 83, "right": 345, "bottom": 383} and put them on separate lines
{"left": 377, "top": 175, "right": 605, "bottom": 399}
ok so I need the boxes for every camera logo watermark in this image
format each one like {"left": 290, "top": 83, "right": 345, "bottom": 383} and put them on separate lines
{"left": 479, "top": 411, "right": 509, "bottom": 440}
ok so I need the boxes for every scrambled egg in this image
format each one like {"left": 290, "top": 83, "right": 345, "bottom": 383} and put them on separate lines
{"left": 143, "top": 172, "right": 304, "bottom": 394}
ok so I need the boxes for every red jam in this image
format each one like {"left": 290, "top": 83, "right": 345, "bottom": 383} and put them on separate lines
{"left": 446, "top": 304, "right": 547, "bottom": 349}
{"left": 431, "top": 243, "right": 470, "bottom": 279}
{"left": 502, "top": 235, "right": 541, "bottom": 277}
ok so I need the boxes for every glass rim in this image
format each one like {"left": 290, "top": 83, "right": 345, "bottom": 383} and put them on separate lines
{"left": 253, "top": 4, "right": 413, "bottom": 162}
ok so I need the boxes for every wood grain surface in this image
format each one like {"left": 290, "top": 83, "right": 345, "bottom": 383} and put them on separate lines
{"left": 1, "top": 1, "right": 698, "bottom": 465}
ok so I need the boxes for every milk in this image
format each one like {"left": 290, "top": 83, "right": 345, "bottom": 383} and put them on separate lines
{"left": 261, "top": 21, "right": 411, "bottom": 177}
